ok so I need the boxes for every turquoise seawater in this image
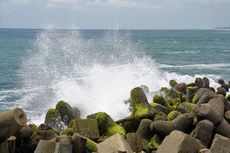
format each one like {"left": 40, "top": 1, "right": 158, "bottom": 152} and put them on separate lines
{"left": 0, "top": 29, "right": 230, "bottom": 123}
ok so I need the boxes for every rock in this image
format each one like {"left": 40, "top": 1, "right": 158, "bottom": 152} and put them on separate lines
{"left": 176, "top": 102, "right": 196, "bottom": 114}
{"left": 224, "top": 110, "right": 230, "bottom": 123}
{"left": 218, "top": 79, "right": 225, "bottom": 85}
{"left": 169, "top": 80, "right": 177, "bottom": 88}
{"left": 0, "top": 108, "right": 27, "bottom": 143}
{"left": 196, "top": 103, "right": 223, "bottom": 124}
{"left": 32, "top": 124, "right": 59, "bottom": 145}
{"left": 203, "top": 77, "right": 210, "bottom": 88}
{"left": 186, "top": 86, "right": 199, "bottom": 102}
{"left": 69, "top": 119, "right": 99, "bottom": 140}
{"left": 34, "top": 140, "right": 72, "bottom": 153}
{"left": 62, "top": 128, "right": 74, "bottom": 136}
{"left": 55, "top": 100, "right": 74, "bottom": 125}
{"left": 44, "top": 108, "right": 63, "bottom": 130}
{"left": 174, "top": 83, "right": 187, "bottom": 94}
{"left": 96, "top": 133, "right": 132, "bottom": 153}
{"left": 148, "top": 135, "right": 162, "bottom": 151}
{"left": 192, "top": 88, "right": 216, "bottom": 104}
{"left": 72, "top": 133, "right": 87, "bottom": 153}
{"left": 7, "top": 136, "right": 16, "bottom": 153}
{"left": 150, "top": 113, "right": 193, "bottom": 137}
{"left": 208, "top": 97, "right": 225, "bottom": 117}
{"left": 50, "top": 135, "right": 72, "bottom": 145}
{"left": 190, "top": 120, "right": 214, "bottom": 147}
{"left": 72, "top": 107, "right": 81, "bottom": 118}
{"left": 72, "top": 133, "right": 97, "bottom": 153}
{"left": 87, "top": 112, "right": 126, "bottom": 137}
{"left": 126, "top": 133, "right": 142, "bottom": 153}
{"left": 216, "top": 87, "right": 226, "bottom": 96}
{"left": 150, "top": 103, "right": 170, "bottom": 114}
{"left": 19, "top": 125, "right": 33, "bottom": 139}
{"left": 153, "top": 95, "right": 169, "bottom": 107}
{"left": 0, "top": 142, "right": 9, "bottom": 153}
{"left": 227, "top": 94, "right": 230, "bottom": 101}
{"left": 166, "top": 88, "right": 181, "bottom": 100}
{"left": 136, "top": 119, "right": 153, "bottom": 152}
{"left": 167, "top": 111, "right": 181, "bottom": 121}
{"left": 156, "top": 130, "right": 205, "bottom": 153}
{"left": 210, "top": 134, "right": 230, "bottom": 153}
{"left": 140, "top": 85, "right": 150, "bottom": 94}
{"left": 195, "top": 78, "right": 204, "bottom": 88}
{"left": 197, "top": 91, "right": 217, "bottom": 105}
{"left": 153, "top": 112, "right": 167, "bottom": 121}
{"left": 228, "top": 81, "right": 230, "bottom": 88}
{"left": 221, "top": 83, "right": 229, "bottom": 92}
{"left": 130, "top": 87, "right": 159, "bottom": 118}
{"left": 199, "top": 149, "right": 212, "bottom": 153}
{"left": 216, "top": 119, "right": 230, "bottom": 138}
{"left": 137, "top": 119, "right": 153, "bottom": 140}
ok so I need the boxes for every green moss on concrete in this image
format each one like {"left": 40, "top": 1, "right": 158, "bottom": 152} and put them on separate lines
{"left": 88, "top": 112, "right": 126, "bottom": 137}
{"left": 44, "top": 108, "right": 61, "bottom": 125}
{"left": 167, "top": 111, "right": 182, "bottom": 121}
{"left": 153, "top": 112, "right": 167, "bottom": 121}
{"left": 169, "top": 80, "right": 177, "bottom": 88}
{"left": 86, "top": 138, "right": 97, "bottom": 152}
{"left": 227, "top": 94, "right": 230, "bottom": 101}
{"left": 130, "top": 87, "right": 158, "bottom": 118}
{"left": 56, "top": 100, "right": 74, "bottom": 125}
{"left": 62, "top": 128, "right": 74, "bottom": 136}
{"left": 150, "top": 103, "right": 170, "bottom": 114}
{"left": 69, "top": 119, "right": 78, "bottom": 131}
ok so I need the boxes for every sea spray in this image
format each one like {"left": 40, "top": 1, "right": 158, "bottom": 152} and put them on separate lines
{"left": 19, "top": 28, "right": 219, "bottom": 124}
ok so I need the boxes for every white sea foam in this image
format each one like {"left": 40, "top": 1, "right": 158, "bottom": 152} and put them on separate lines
{"left": 160, "top": 63, "right": 230, "bottom": 69}
{"left": 18, "top": 28, "right": 220, "bottom": 124}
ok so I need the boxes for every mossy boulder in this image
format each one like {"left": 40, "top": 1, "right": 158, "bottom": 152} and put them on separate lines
{"left": 186, "top": 86, "right": 199, "bottom": 102}
{"left": 56, "top": 100, "right": 75, "bottom": 125}
{"left": 62, "top": 128, "right": 74, "bottom": 136}
{"left": 169, "top": 80, "right": 177, "bottom": 88}
{"left": 227, "top": 94, "right": 230, "bottom": 101}
{"left": 130, "top": 87, "right": 159, "bottom": 119}
{"left": 167, "top": 111, "right": 182, "bottom": 121}
{"left": 136, "top": 119, "right": 153, "bottom": 152}
{"left": 148, "top": 135, "right": 162, "bottom": 151}
{"left": 176, "top": 102, "right": 196, "bottom": 114}
{"left": 69, "top": 118, "right": 99, "bottom": 140}
{"left": 153, "top": 94, "right": 169, "bottom": 107}
{"left": 153, "top": 112, "right": 167, "bottom": 121}
{"left": 150, "top": 103, "right": 170, "bottom": 115}
{"left": 44, "top": 108, "right": 63, "bottom": 130}
{"left": 31, "top": 124, "right": 59, "bottom": 145}
{"left": 87, "top": 112, "right": 126, "bottom": 137}
{"left": 166, "top": 88, "right": 182, "bottom": 100}
{"left": 72, "top": 133, "right": 97, "bottom": 152}
{"left": 150, "top": 113, "right": 193, "bottom": 137}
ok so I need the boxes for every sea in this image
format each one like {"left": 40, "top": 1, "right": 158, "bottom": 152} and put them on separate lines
{"left": 0, "top": 28, "right": 230, "bottom": 124}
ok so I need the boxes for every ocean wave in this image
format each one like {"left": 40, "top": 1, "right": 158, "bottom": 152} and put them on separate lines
{"left": 9, "top": 28, "right": 221, "bottom": 124}
{"left": 160, "top": 63, "right": 230, "bottom": 69}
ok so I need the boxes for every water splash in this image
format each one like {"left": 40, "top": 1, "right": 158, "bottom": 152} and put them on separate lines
{"left": 19, "top": 28, "right": 219, "bottom": 124}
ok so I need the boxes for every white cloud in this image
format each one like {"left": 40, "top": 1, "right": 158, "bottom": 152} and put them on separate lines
{"left": 3, "top": 0, "right": 230, "bottom": 8}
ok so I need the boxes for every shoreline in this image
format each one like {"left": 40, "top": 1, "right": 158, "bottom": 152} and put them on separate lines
{"left": 0, "top": 77, "right": 230, "bottom": 152}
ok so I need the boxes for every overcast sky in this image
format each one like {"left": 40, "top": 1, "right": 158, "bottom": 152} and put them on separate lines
{"left": 1, "top": 0, "right": 230, "bottom": 29}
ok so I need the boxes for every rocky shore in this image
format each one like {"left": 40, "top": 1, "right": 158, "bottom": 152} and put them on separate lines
{"left": 0, "top": 77, "right": 230, "bottom": 153}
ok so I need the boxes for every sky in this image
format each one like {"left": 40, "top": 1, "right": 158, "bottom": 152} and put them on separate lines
{"left": 1, "top": 0, "right": 230, "bottom": 29}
